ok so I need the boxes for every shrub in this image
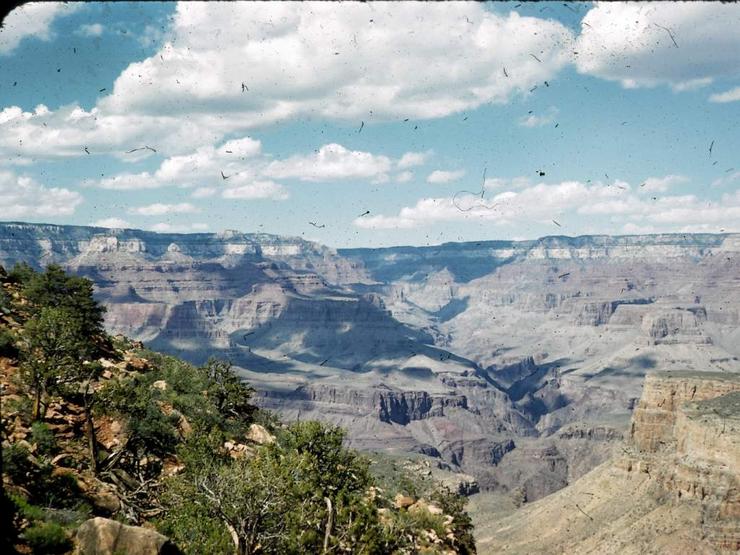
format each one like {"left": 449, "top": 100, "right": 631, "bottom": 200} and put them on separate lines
{"left": 3, "top": 442, "right": 32, "bottom": 484}
{"left": 22, "top": 521, "right": 71, "bottom": 554}
{"left": 0, "top": 327, "right": 17, "bottom": 358}
{"left": 22, "top": 264, "right": 106, "bottom": 341}
{"left": 31, "top": 421, "right": 58, "bottom": 456}
{"left": 0, "top": 286, "right": 11, "bottom": 313}
{"left": 7, "top": 262, "right": 35, "bottom": 285}
{"left": 10, "top": 492, "right": 45, "bottom": 521}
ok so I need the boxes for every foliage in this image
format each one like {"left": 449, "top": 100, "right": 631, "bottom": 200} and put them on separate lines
{"left": 7, "top": 262, "right": 36, "bottom": 285}
{"left": 0, "top": 285, "right": 11, "bottom": 312}
{"left": 30, "top": 421, "right": 58, "bottom": 457}
{"left": 429, "top": 488, "right": 476, "bottom": 553}
{"left": 161, "top": 421, "right": 396, "bottom": 555}
{"left": 97, "top": 374, "right": 180, "bottom": 479}
{"left": 0, "top": 327, "right": 18, "bottom": 358}
{"left": 22, "top": 521, "right": 72, "bottom": 554}
{"left": 10, "top": 492, "right": 46, "bottom": 522}
{"left": 201, "top": 358, "right": 256, "bottom": 426}
{"left": 18, "top": 306, "right": 99, "bottom": 420}
{"left": 1, "top": 264, "right": 477, "bottom": 553}
{"left": 3, "top": 442, "right": 33, "bottom": 485}
{"left": 22, "top": 264, "right": 106, "bottom": 341}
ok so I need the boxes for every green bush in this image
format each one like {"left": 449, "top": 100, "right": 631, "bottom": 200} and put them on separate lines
{"left": 31, "top": 421, "right": 58, "bottom": 456}
{"left": 0, "top": 286, "right": 11, "bottom": 313}
{"left": 0, "top": 327, "right": 17, "bottom": 358}
{"left": 23, "top": 264, "right": 106, "bottom": 342}
{"left": 10, "top": 492, "right": 45, "bottom": 521}
{"left": 23, "top": 521, "right": 71, "bottom": 554}
{"left": 3, "top": 442, "right": 32, "bottom": 484}
{"left": 7, "top": 262, "right": 35, "bottom": 285}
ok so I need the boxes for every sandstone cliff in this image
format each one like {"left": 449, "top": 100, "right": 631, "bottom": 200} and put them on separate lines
{"left": 475, "top": 371, "right": 740, "bottom": 554}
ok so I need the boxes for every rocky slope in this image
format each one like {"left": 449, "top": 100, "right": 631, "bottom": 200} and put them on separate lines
{"left": 2, "top": 222, "right": 739, "bottom": 502}
{"left": 1, "top": 266, "right": 475, "bottom": 555}
{"left": 475, "top": 370, "right": 740, "bottom": 554}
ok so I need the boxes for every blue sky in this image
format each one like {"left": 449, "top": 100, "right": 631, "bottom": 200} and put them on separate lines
{"left": 1, "top": 1, "right": 739, "bottom": 247}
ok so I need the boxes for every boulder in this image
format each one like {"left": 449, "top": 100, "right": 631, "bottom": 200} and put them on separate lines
{"left": 246, "top": 423, "right": 275, "bottom": 445}
{"left": 394, "top": 493, "right": 415, "bottom": 509}
{"left": 88, "top": 489, "right": 121, "bottom": 515}
{"left": 408, "top": 499, "right": 443, "bottom": 515}
{"left": 152, "top": 380, "right": 168, "bottom": 391}
{"left": 75, "top": 517, "right": 181, "bottom": 555}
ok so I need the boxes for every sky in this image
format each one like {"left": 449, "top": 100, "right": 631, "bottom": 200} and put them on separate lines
{"left": 0, "top": 1, "right": 739, "bottom": 248}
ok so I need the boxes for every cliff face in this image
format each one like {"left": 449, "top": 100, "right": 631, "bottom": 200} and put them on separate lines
{"left": 630, "top": 371, "right": 740, "bottom": 452}
{"left": 476, "top": 371, "right": 740, "bottom": 554}
{"left": 0, "top": 222, "right": 369, "bottom": 286}
{"left": 623, "top": 372, "right": 740, "bottom": 553}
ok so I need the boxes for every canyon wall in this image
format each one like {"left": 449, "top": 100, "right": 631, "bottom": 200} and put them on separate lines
{"left": 2, "top": 222, "right": 739, "bottom": 502}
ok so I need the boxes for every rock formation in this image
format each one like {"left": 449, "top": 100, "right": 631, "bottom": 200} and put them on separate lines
{"left": 2, "top": 222, "right": 739, "bottom": 502}
{"left": 75, "top": 518, "right": 182, "bottom": 555}
{"left": 476, "top": 370, "right": 740, "bottom": 554}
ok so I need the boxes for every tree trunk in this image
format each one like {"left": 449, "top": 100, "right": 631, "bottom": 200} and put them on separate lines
{"left": 323, "top": 497, "right": 333, "bottom": 553}
{"left": 225, "top": 522, "right": 244, "bottom": 555}
{"left": 33, "top": 387, "right": 42, "bottom": 421}
{"left": 84, "top": 397, "right": 99, "bottom": 474}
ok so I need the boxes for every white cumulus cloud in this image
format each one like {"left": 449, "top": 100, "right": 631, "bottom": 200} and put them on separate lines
{"left": 149, "top": 222, "right": 209, "bottom": 233}
{"left": 397, "top": 151, "right": 432, "bottom": 169}
{"left": 92, "top": 217, "right": 131, "bottom": 229}
{"left": 0, "top": 3, "right": 574, "bottom": 162}
{"left": 264, "top": 144, "right": 392, "bottom": 182}
{"left": 709, "top": 87, "right": 740, "bottom": 104}
{"left": 76, "top": 23, "right": 105, "bottom": 37}
{"left": 427, "top": 170, "right": 466, "bottom": 184}
{"left": 575, "top": 3, "right": 740, "bottom": 90}
{"left": 354, "top": 175, "right": 740, "bottom": 234}
{"left": 0, "top": 170, "right": 82, "bottom": 218}
{"left": 518, "top": 107, "right": 559, "bottom": 128}
{"left": 128, "top": 203, "right": 199, "bottom": 216}
{"left": 395, "top": 171, "right": 414, "bottom": 184}
{"left": 0, "top": 3, "right": 81, "bottom": 55}
{"left": 639, "top": 175, "right": 689, "bottom": 193}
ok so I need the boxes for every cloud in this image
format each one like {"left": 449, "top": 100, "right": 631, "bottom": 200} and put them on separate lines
{"left": 76, "top": 23, "right": 105, "bottom": 37}
{"left": 89, "top": 136, "right": 290, "bottom": 201}
{"left": 518, "top": 107, "right": 558, "bottom": 128}
{"left": 484, "top": 176, "right": 532, "bottom": 190}
{"left": 221, "top": 180, "right": 289, "bottom": 200}
{"left": 354, "top": 175, "right": 740, "bottom": 233}
{"left": 711, "top": 170, "right": 740, "bottom": 188}
{"left": 395, "top": 171, "right": 414, "bottom": 183}
{"left": 0, "top": 3, "right": 81, "bottom": 55}
{"left": 397, "top": 151, "right": 432, "bottom": 169}
{"left": 264, "top": 143, "right": 392, "bottom": 182}
{"left": 95, "top": 172, "right": 158, "bottom": 191}
{"left": 92, "top": 217, "right": 131, "bottom": 229}
{"left": 575, "top": 3, "right": 740, "bottom": 90}
{"left": 0, "top": 169, "right": 83, "bottom": 218}
{"left": 0, "top": 104, "right": 227, "bottom": 161}
{"left": 191, "top": 187, "right": 217, "bottom": 199}
{"left": 128, "top": 203, "right": 199, "bottom": 216}
{"left": 709, "top": 86, "right": 740, "bottom": 104}
{"left": 427, "top": 170, "right": 466, "bottom": 184}
{"left": 0, "top": 4, "right": 574, "bottom": 163}
{"left": 102, "top": 4, "right": 573, "bottom": 122}
{"left": 149, "top": 222, "right": 209, "bottom": 233}
{"left": 639, "top": 174, "right": 689, "bottom": 193}
{"left": 136, "top": 24, "right": 166, "bottom": 48}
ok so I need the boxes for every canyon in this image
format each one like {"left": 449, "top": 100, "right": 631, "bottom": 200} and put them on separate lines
{"left": 2, "top": 221, "right": 739, "bottom": 503}
{"left": 476, "top": 370, "right": 740, "bottom": 554}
